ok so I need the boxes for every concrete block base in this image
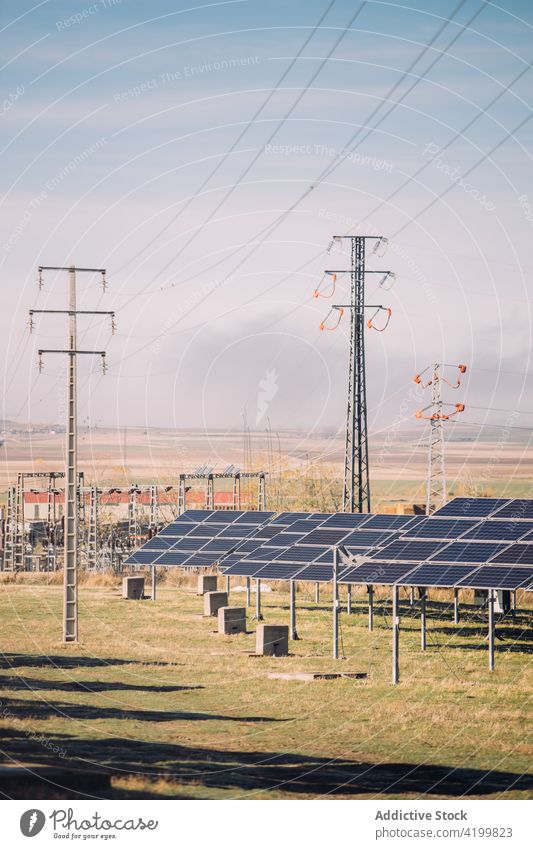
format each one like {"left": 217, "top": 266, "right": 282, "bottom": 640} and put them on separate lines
{"left": 256, "top": 624, "right": 289, "bottom": 657}
{"left": 218, "top": 606, "right": 246, "bottom": 635}
{"left": 122, "top": 576, "right": 145, "bottom": 600}
{"left": 204, "top": 591, "right": 228, "bottom": 617}
{"left": 197, "top": 574, "right": 218, "bottom": 595}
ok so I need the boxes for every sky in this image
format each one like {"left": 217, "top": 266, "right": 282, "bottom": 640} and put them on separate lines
{"left": 1, "top": 0, "right": 533, "bottom": 446}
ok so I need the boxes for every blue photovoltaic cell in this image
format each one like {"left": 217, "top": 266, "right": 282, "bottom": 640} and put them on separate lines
{"left": 402, "top": 518, "right": 478, "bottom": 539}
{"left": 159, "top": 523, "right": 197, "bottom": 537}
{"left": 203, "top": 510, "right": 244, "bottom": 523}
{"left": 201, "top": 540, "right": 235, "bottom": 553}
{"left": 155, "top": 551, "right": 191, "bottom": 566}
{"left": 517, "top": 529, "right": 533, "bottom": 543}
{"left": 270, "top": 512, "right": 314, "bottom": 525}
{"left": 254, "top": 564, "right": 303, "bottom": 580}
{"left": 320, "top": 513, "right": 373, "bottom": 528}
{"left": 432, "top": 497, "right": 508, "bottom": 518}
{"left": 170, "top": 537, "right": 206, "bottom": 550}
{"left": 361, "top": 515, "right": 414, "bottom": 530}
{"left": 231, "top": 539, "right": 262, "bottom": 553}
{"left": 215, "top": 526, "right": 249, "bottom": 538}
{"left": 253, "top": 525, "right": 285, "bottom": 539}
{"left": 490, "top": 543, "right": 533, "bottom": 565}
{"left": 491, "top": 499, "right": 533, "bottom": 520}
{"left": 401, "top": 516, "right": 427, "bottom": 531}
{"left": 301, "top": 529, "right": 350, "bottom": 546}
{"left": 428, "top": 542, "right": 507, "bottom": 563}
{"left": 280, "top": 519, "right": 323, "bottom": 533}
{"left": 338, "top": 561, "right": 417, "bottom": 585}
{"left": 295, "top": 565, "right": 335, "bottom": 582}
{"left": 266, "top": 532, "right": 306, "bottom": 547}
{"left": 309, "top": 512, "right": 332, "bottom": 521}
{"left": 241, "top": 548, "right": 279, "bottom": 563}
{"left": 341, "top": 530, "right": 396, "bottom": 547}
{"left": 138, "top": 536, "right": 174, "bottom": 551}
{"left": 180, "top": 510, "right": 214, "bottom": 521}
{"left": 274, "top": 546, "right": 328, "bottom": 563}
{"left": 234, "top": 511, "right": 275, "bottom": 524}
{"left": 221, "top": 562, "right": 264, "bottom": 576}
{"left": 186, "top": 527, "right": 215, "bottom": 538}
{"left": 395, "top": 563, "right": 477, "bottom": 587}
{"left": 124, "top": 550, "right": 160, "bottom": 565}
{"left": 373, "top": 540, "right": 446, "bottom": 561}
{"left": 455, "top": 566, "right": 533, "bottom": 591}
{"left": 183, "top": 554, "right": 218, "bottom": 567}
{"left": 459, "top": 521, "right": 532, "bottom": 542}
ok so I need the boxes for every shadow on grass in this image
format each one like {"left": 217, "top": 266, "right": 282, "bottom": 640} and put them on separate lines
{"left": 0, "top": 653, "right": 180, "bottom": 670}
{"left": 0, "top": 696, "right": 286, "bottom": 724}
{"left": 1, "top": 728, "right": 532, "bottom": 799}
{"left": 0, "top": 676, "right": 202, "bottom": 694}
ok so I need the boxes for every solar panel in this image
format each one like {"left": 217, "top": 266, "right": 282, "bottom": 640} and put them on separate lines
{"left": 139, "top": 536, "right": 174, "bottom": 551}
{"left": 124, "top": 550, "right": 160, "bottom": 565}
{"left": 295, "top": 565, "right": 335, "bottom": 582}
{"left": 170, "top": 537, "right": 207, "bottom": 551}
{"left": 432, "top": 497, "right": 508, "bottom": 518}
{"left": 266, "top": 532, "right": 306, "bottom": 547}
{"left": 156, "top": 551, "right": 191, "bottom": 566}
{"left": 490, "top": 543, "right": 533, "bottom": 565}
{"left": 252, "top": 524, "right": 286, "bottom": 539}
{"left": 180, "top": 510, "right": 214, "bottom": 521}
{"left": 429, "top": 541, "right": 507, "bottom": 563}
{"left": 301, "top": 529, "right": 350, "bottom": 546}
{"left": 215, "top": 525, "right": 250, "bottom": 538}
{"left": 203, "top": 510, "right": 244, "bottom": 523}
{"left": 320, "top": 513, "right": 373, "bottom": 528}
{"left": 254, "top": 564, "right": 303, "bottom": 580}
{"left": 234, "top": 511, "right": 275, "bottom": 524}
{"left": 159, "top": 523, "right": 198, "bottom": 537}
{"left": 459, "top": 521, "right": 532, "bottom": 542}
{"left": 395, "top": 563, "right": 477, "bottom": 587}
{"left": 455, "top": 566, "right": 533, "bottom": 591}
{"left": 183, "top": 554, "right": 219, "bottom": 567}
{"left": 280, "top": 519, "right": 324, "bottom": 533}
{"left": 373, "top": 539, "right": 446, "bottom": 561}
{"left": 221, "top": 563, "right": 264, "bottom": 577}
{"left": 274, "top": 546, "right": 328, "bottom": 563}
{"left": 185, "top": 527, "right": 215, "bottom": 538}
{"left": 491, "top": 499, "right": 533, "bottom": 520}
{"left": 341, "top": 530, "right": 396, "bottom": 547}
{"left": 361, "top": 515, "right": 415, "bottom": 530}
{"left": 270, "top": 512, "right": 315, "bottom": 524}
{"left": 230, "top": 539, "right": 263, "bottom": 553}
{"left": 201, "top": 540, "right": 235, "bottom": 553}
{"left": 402, "top": 518, "right": 478, "bottom": 539}
{"left": 338, "top": 561, "right": 418, "bottom": 585}
{"left": 518, "top": 528, "right": 533, "bottom": 543}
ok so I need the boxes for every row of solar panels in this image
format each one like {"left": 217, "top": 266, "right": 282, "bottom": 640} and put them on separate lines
{"left": 124, "top": 499, "right": 533, "bottom": 591}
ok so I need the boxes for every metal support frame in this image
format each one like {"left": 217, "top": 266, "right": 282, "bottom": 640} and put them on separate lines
{"left": 254, "top": 578, "right": 263, "bottom": 621}
{"left": 488, "top": 589, "right": 495, "bottom": 671}
{"left": 225, "top": 574, "right": 230, "bottom": 597}
{"left": 315, "top": 582, "right": 320, "bottom": 604}
{"left": 392, "top": 585, "right": 400, "bottom": 684}
{"left": 420, "top": 589, "right": 427, "bottom": 651}
{"left": 346, "top": 583, "right": 352, "bottom": 615}
{"left": 453, "top": 588, "right": 460, "bottom": 624}
{"left": 149, "top": 485, "right": 158, "bottom": 531}
{"left": 289, "top": 580, "right": 298, "bottom": 640}
{"left": 87, "top": 485, "right": 100, "bottom": 570}
{"left": 178, "top": 470, "right": 266, "bottom": 512}
{"left": 333, "top": 546, "right": 339, "bottom": 659}
{"left": 368, "top": 585, "right": 374, "bottom": 631}
{"left": 246, "top": 576, "right": 251, "bottom": 608}
{"left": 151, "top": 563, "right": 156, "bottom": 601}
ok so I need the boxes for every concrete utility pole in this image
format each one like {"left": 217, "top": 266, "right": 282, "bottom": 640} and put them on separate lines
{"left": 31, "top": 265, "right": 115, "bottom": 641}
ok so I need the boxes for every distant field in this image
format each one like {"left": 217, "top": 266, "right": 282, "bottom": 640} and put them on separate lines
{"left": 1, "top": 425, "right": 532, "bottom": 512}
{"left": 0, "top": 578, "right": 531, "bottom": 800}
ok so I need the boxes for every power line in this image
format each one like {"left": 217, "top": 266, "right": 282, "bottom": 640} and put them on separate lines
{"left": 115, "top": 0, "right": 342, "bottom": 277}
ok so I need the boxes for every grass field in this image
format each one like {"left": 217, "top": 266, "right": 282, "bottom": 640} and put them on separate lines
{"left": 0, "top": 577, "right": 531, "bottom": 800}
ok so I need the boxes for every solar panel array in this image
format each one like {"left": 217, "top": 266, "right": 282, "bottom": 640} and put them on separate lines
{"left": 124, "top": 498, "right": 533, "bottom": 592}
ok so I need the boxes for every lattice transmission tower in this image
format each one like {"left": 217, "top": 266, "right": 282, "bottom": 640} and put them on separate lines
{"left": 318, "top": 235, "right": 394, "bottom": 512}
{"left": 414, "top": 363, "right": 467, "bottom": 514}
